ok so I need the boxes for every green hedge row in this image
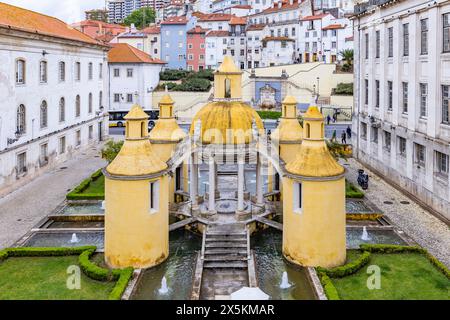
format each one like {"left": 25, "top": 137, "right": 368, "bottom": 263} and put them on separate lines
{"left": 360, "top": 244, "right": 450, "bottom": 279}
{"left": 257, "top": 111, "right": 282, "bottom": 120}
{"left": 317, "top": 251, "right": 371, "bottom": 278}
{"left": 66, "top": 169, "right": 104, "bottom": 200}
{"left": 345, "top": 181, "right": 365, "bottom": 199}
{"left": 0, "top": 246, "right": 134, "bottom": 300}
{"left": 319, "top": 273, "right": 340, "bottom": 300}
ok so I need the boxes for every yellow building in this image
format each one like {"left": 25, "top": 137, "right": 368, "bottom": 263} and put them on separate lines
{"left": 282, "top": 106, "right": 346, "bottom": 268}
{"left": 149, "top": 93, "right": 188, "bottom": 202}
{"left": 104, "top": 105, "right": 170, "bottom": 269}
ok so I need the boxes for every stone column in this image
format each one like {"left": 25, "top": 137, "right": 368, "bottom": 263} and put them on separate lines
{"left": 208, "top": 156, "right": 216, "bottom": 214}
{"left": 190, "top": 153, "right": 198, "bottom": 211}
{"left": 237, "top": 156, "right": 245, "bottom": 212}
{"left": 256, "top": 154, "right": 264, "bottom": 205}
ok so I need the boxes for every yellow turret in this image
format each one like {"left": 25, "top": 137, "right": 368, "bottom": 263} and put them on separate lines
{"left": 104, "top": 104, "right": 170, "bottom": 269}
{"left": 214, "top": 56, "right": 243, "bottom": 100}
{"left": 282, "top": 105, "right": 346, "bottom": 268}
{"left": 149, "top": 94, "right": 188, "bottom": 202}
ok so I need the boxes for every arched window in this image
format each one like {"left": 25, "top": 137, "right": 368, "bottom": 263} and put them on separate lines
{"left": 75, "top": 95, "right": 81, "bottom": 117}
{"left": 306, "top": 123, "right": 311, "bottom": 138}
{"left": 40, "top": 101, "right": 48, "bottom": 129}
{"left": 224, "top": 78, "right": 231, "bottom": 98}
{"left": 59, "top": 98, "right": 65, "bottom": 122}
{"left": 39, "top": 60, "right": 47, "bottom": 83}
{"left": 16, "top": 59, "right": 26, "bottom": 84}
{"left": 99, "top": 91, "right": 103, "bottom": 108}
{"left": 88, "top": 93, "right": 93, "bottom": 114}
{"left": 59, "top": 61, "right": 65, "bottom": 82}
{"left": 17, "top": 104, "right": 26, "bottom": 134}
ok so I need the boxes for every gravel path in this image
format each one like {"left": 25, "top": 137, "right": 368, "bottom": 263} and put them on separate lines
{"left": 0, "top": 146, "right": 106, "bottom": 249}
{"left": 344, "top": 158, "right": 450, "bottom": 268}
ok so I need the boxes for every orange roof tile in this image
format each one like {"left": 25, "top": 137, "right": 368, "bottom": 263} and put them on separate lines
{"left": 0, "top": 2, "right": 102, "bottom": 46}
{"left": 322, "top": 24, "right": 346, "bottom": 30}
{"left": 300, "top": 14, "right": 330, "bottom": 21}
{"left": 230, "top": 16, "right": 247, "bottom": 25}
{"left": 142, "top": 25, "right": 161, "bottom": 34}
{"left": 71, "top": 20, "right": 126, "bottom": 30}
{"left": 206, "top": 30, "right": 229, "bottom": 37}
{"left": 108, "top": 43, "right": 166, "bottom": 64}
{"left": 262, "top": 36, "right": 295, "bottom": 42}
{"left": 161, "top": 16, "right": 188, "bottom": 25}
{"left": 187, "top": 26, "right": 209, "bottom": 34}
{"left": 247, "top": 24, "right": 266, "bottom": 31}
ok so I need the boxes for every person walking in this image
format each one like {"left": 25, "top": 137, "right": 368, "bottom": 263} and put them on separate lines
{"left": 341, "top": 131, "right": 347, "bottom": 145}
{"left": 331, "top": 130, "right": 337, "bottom": 142}
{"left": 326, "top": 115, "right": 331, "bottom": 125}
{"left": 346, "top": 126, "right": 352, "bottom": 139}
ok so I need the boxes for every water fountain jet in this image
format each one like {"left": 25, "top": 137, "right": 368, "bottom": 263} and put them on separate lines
{"left": 158, "top": 276, "right": 169, "bottom": 295}
{"left": 361, "top": 226, "right": 371, "bottom": 241}
{"left": 279, "top": 271, "right": 292, "bottom": 289}
{"left": 70, "top": 233, "right": 80, "bottom": 244}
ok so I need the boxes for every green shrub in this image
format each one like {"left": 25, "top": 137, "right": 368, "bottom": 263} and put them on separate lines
{"left": 173, "top": 78, "right": 211, "bottom": 92}
{"left": 317, "top": 251, "right": 371, "bottom": 278}
{"left": 188, "top": 69, "right": 214, "bottom": 81}
{"left": 257, "top": 111, "right": 282, "bottom": 120}
{"left": 66, "top": 169, "right": 105, "bottom": 200}
{"left": 160, "top": 69, "right": 190, "bottom": 81}
{"left": 318, "top": 273, "right": 340, "bottom": 300}
{"left": 0, "top": 249, "right": 8, "bottom": 261}
{"left": 5, "top": 246, "right": 96, "bottom": 257}
{"left": 79, "top": 249, "right": 113, "bottom": 281}
{"left": 102, "top": 140, "right": 124, "bottom": 163}
{"left": 345, "top": 181, "right": 365, "bottom": 198}
{"left": 109, "top": 267, "right": 134, "bottom": 300}
{"left": 334, "top": 83, "right": 353, "bottom": 95}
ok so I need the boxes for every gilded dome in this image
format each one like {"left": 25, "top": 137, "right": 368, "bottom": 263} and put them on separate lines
{"left": 190, "top": 101, "right": 264, "bottom": 144}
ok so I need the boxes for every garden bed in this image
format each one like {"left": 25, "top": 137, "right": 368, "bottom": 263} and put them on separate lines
{"left": 0, "top": 247, "right": 132, "bottom": 300}
{"left": 345, "top": 181, "right": 364, "bottom": 199}
{"left": 66, "top": 169, "right": 105, "bottom": 200}
{"left": 317, "top": 245, "right": 449, "bottom": 300}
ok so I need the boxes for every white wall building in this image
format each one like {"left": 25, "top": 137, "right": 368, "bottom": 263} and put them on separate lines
{"left": 108, "top": 43, "right": 165, "bottom": 112}
{"left": 261, "top": 36, "right": 296, "bottom": 66}
{"left": 0, "top": 3, "right": 109, "bottom": 194}
{"left": 246, "top": 24, "right": 265, "bottom": 68}
{"left": 353, "top": 0, "right": 450, "bottom": 220}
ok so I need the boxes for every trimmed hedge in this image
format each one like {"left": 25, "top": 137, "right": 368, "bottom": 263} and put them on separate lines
{"left": 345, "top": 181, "right": 365, "bottom": 199}
{"left": 360, "top": 244, "right": 450, "bottom": 279}
{"left": 319, "top": 273, "right": 340, "bottom": 300}
{"left": 317, "top": 251, "right": 371, "bottom": 278}
{"left": 66, "top": 169, "right": 104, "bottom": 200}
{"left": 257, "top": 111, "right": 282, "bottom": 120}
{"left": 334, "top": 82, "right": 353, "bottom": 95}
{"left": 0, "top": 246, "right": 134, "bottom": 300}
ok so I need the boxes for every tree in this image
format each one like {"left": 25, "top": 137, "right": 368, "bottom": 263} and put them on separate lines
{"left": 339, "top": 49, "right": 354, "bottom": 67}
{"left": 123, "top": 8, "right": 155, "bottom": 29}
{"left": 101, "top": 140, "right": 124, "bottom": 163}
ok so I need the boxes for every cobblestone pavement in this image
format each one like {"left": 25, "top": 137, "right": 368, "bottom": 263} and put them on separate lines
{"left": 0, "top": 146, "right": 106, "bottom": 249}
{"left": 344, "top": 158, "right": 450, "bottom": 268}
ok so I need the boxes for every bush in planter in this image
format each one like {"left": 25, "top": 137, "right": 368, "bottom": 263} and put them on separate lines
{"left": 173, "top": 78, "right": 211, "bottom": 92}
{"left": 159, "top": 69, "right": 190, "bottom": 81}
{"left": 334, "top": 83, "right": 353, "bottom": 95}
{"left": 188, "top": 69, "right": 214, "bottom": 81}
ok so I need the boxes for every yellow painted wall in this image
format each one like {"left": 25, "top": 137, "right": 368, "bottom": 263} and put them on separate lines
{"left": 282, "top": 177, "right": 346, "bottom": 268}
{"left": 105, "top": 175, "right": 169, "bottom": 269}
{"left": 280, "top": 144, "right": 302, "bottom": 165}
{"left": 214, "top": 74, "right": 242, "bottom": 99}
{"left": 151, "top": 143, "right": 176, "bottom": 163}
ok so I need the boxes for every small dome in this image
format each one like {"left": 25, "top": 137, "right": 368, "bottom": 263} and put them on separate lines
{"left": 124, "top": 104, "right": 149, "bottom": 120}
{"left": 159, "top": 94, "right": 174, "bottom": 105}
{"left": 282, "top": 95, "right": 297, "bottom": 105}
{"left": 217, "top": 56, "right": 242, "bottom": 74}
{"left": 190, "top": 101, "right": 264, "bottom": 144}
{"left": 149, "top": 119, "right": 187, "bottom": 142}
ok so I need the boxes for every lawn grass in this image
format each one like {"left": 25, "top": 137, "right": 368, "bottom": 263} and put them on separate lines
{"left": 0, "top": 256, "right": 115, "bottom": 300}
{"left": 345, "top": 180, "right": 365, "bottom": 198}
{"left": 332, "top": 253, "right": 450, "bottom": 300}
{"left": 80, "top": 174, "right": 104, "bottom": 195}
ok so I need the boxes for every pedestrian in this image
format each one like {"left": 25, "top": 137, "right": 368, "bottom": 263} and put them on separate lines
{"left": 326, "top": 115, "right": 331, "bottom": 125}
{"left": 332, "top": 112, "right": 337, "bottom": 123}
{"left": 331, "top": 130, "right": 337, "bottom": 142}
{"left": 341, "top": 131, "right": 347, "bottom": 145}
{"left": 346, "top": 126, "right": 352, "bottom": 139}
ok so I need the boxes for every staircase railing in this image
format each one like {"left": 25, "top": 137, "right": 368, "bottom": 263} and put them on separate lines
{"left": 200, "top": 227, "right": 206, "bottom": 261}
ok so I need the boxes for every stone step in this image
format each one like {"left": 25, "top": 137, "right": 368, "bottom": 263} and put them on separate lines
{"left": 206, "top": 237, "right": 246, "bottom": 242}
{"left": 206, "top": 231, "right": 247, "bottom": 236}
{"left": 203, "top": 261, "right": 248, "bottom": 269}
{"left": 204, "top": 249, "right": 248, "bottom": 255}
{"left": 205, "top": 242, "right": 247, "bottom": 248}
{"left": 204, "top": 255, "right": 248, "bottom": 262}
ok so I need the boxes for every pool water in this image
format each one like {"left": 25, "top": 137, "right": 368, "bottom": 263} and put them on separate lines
{"left": 251, "top": 229, "right": 317, "bottom": 300}
{"left": 131, "top": 229, "right": 201, "bottom": 300}
{"left": 58, "top": 203, "right": 104, "bottom": 215}
{"left": 23, "top": 231, "right": 105, "bottom": 249}
{"left": 346, "top": 228, "right": 407, "bottom": 249}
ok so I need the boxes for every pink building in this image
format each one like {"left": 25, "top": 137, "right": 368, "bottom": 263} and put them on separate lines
{"left": 71, "top": 20, "right": 126, "bottom": 44}
{"left": 187, "top": 26, "right": 208, "bottom": 71}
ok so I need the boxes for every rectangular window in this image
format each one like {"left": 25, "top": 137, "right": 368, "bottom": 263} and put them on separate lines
{"left": 384, "top": 131, "right": 391, "bottom": 152}
{"left": 361, "top": 122, "right": 367, "bottom": 140}
{"left": 127, "top": 68, "right": 133, "bottom": 77}
{"left": 388, "top": 81, "right": 393, "bottom": 111}
{"left": 398, "top": 137, "right": 407, "bottom": 157}
{"left": 127, "top": 94, "right": 133, "bottom": 103}
{"left": 88, "top": 62, "right": 93, "bottom": 80}
{"left": 403, "top": 23, "right": 409, "bottom": 56}
{"left": 375, "top": 80, "right": 380, "bottom": 108}
{"left": 420, "top": 83, "right": 428, "bottom": 118}
{"left": 365, "top": 33, "right": 369, "bottom": 59}
{"left": 421, "top": 19, "right": 428, "bottom": 55}
{"left": 75, "top": 62, "right": 81, "bottom": 81}
{"left": 17, "top": 152, "right": 27, "bottom": 174}
{"left": 40, "top": 143, "right": 48, "bottom": 164}
{"left": 444, "top": 13, "right": 450, "bottom": 53}
{"left": 59, "top": 136, "right": 66, "bottom": 154}
{"left": 375, "top": 30, "right": 380, "bottom": 58}
{"left": 402, "top": 82, "right": 409, "bottom": 114}
{"left": 414, "top": 143, "right": 426, "bottom": 168}
{"left": 435, "top": 151, "right": 449, "bottom": 177}
{"left": 59, "top": 61, "right": 65, "bottom": 82}
{"left": 293, "top": 182, "right": 302, "bottom": 214}
{"left": 149, "top": 181, "right": 159, "bottom": 212}
{"left": 442, "top": 85, "right": 450, "bottom": 124}
{"left": 364, "top": 79, "right": 369, "bottom": 105}
{"left": 88, "top": 125, "right": 93, "bottom": 140}
{"left": 371, "top": 127, "right": 378, "bottom": 143}
{"left": 76, "top": 130, "right": 81, "bottom": 146}
{"left": 99, "top": 63, "right": 103, "bottom": 79}
{"left": 16, "top": 59, "right": 25, "bottom": 84}
{"left": 39, "top": 61, "right": 47, "bottom": 83}
{"left": 114, "top": 68, "right": 120, "bottom": 77}
{"left": 388, "top": 27, "right": 394, "bottom": 58}
{"left": 114, "top": 93, "right": 120, "bottom": 102}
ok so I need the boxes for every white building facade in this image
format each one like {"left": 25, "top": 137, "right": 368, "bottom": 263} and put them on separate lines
{"left": 353, "top": 0, "right": 450, "bottom": 220}
{"left": 0, "top": 7, "right": 109, "bottom": 195}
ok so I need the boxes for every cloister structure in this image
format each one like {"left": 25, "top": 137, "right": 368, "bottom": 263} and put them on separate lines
{"left": 104, "top": 57, "right": 346, "bottom": 283}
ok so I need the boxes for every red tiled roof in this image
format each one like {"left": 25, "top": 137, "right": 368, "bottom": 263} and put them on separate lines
{"left": 187, "top": 26, "right": 209, "bottom": 34}
{"left": 71, "top": 20, "right": 126, "bottom": 30}
{"left": 0, "top": 2, "right": 103, "bottom": 46}
{"left": 247, "top": 24, "right": 266, "bottom": 31}
{"left": 161, "top": 16, "right": 188, "bottom": 25}
{"left": 230, "top": 16, "right": 247, "bottom": 25}
{"left": 300, "top": 14, "right": 330, "bottom": 21}
{"left": 197, "top": 13, "right": 234, "bottom": 22}
{"left": 142, "top": 25, "right": 160, "bottom": 34}
{"left": 108, "top": 43, "right": 166, "bottom": 64}
{"left": 345, "top": 36, "right": 354, "bottom": 42}
{"left": 260, "top": 0, "right": 301, "bottom": 14}
{"left": 206, "top": 30, "right": 229, "bottom": 37}
{"left": 262, "top": 36, "right": 295, "bottom": 42}
{"left": 232, "top": 5, "right": 252, "bottom": 9}
{"left": 322, "top": 24, "right": 346, "bottom": 30}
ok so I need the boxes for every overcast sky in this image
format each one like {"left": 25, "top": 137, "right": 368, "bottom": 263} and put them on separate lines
{"left": 2, "top": 0, "right": 107, "bottom": 23}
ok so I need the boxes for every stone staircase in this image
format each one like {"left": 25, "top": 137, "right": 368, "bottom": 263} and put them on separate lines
{"left": 200, "top": 224, "right": 250, "bottom": 299}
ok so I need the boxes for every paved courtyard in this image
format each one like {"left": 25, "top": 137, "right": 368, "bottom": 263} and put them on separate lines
{"left": 344, "top": 158, "right": 450, "bottom": 268}
{"left": 0, "top": 145, "right": 106, "bottom": 249}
